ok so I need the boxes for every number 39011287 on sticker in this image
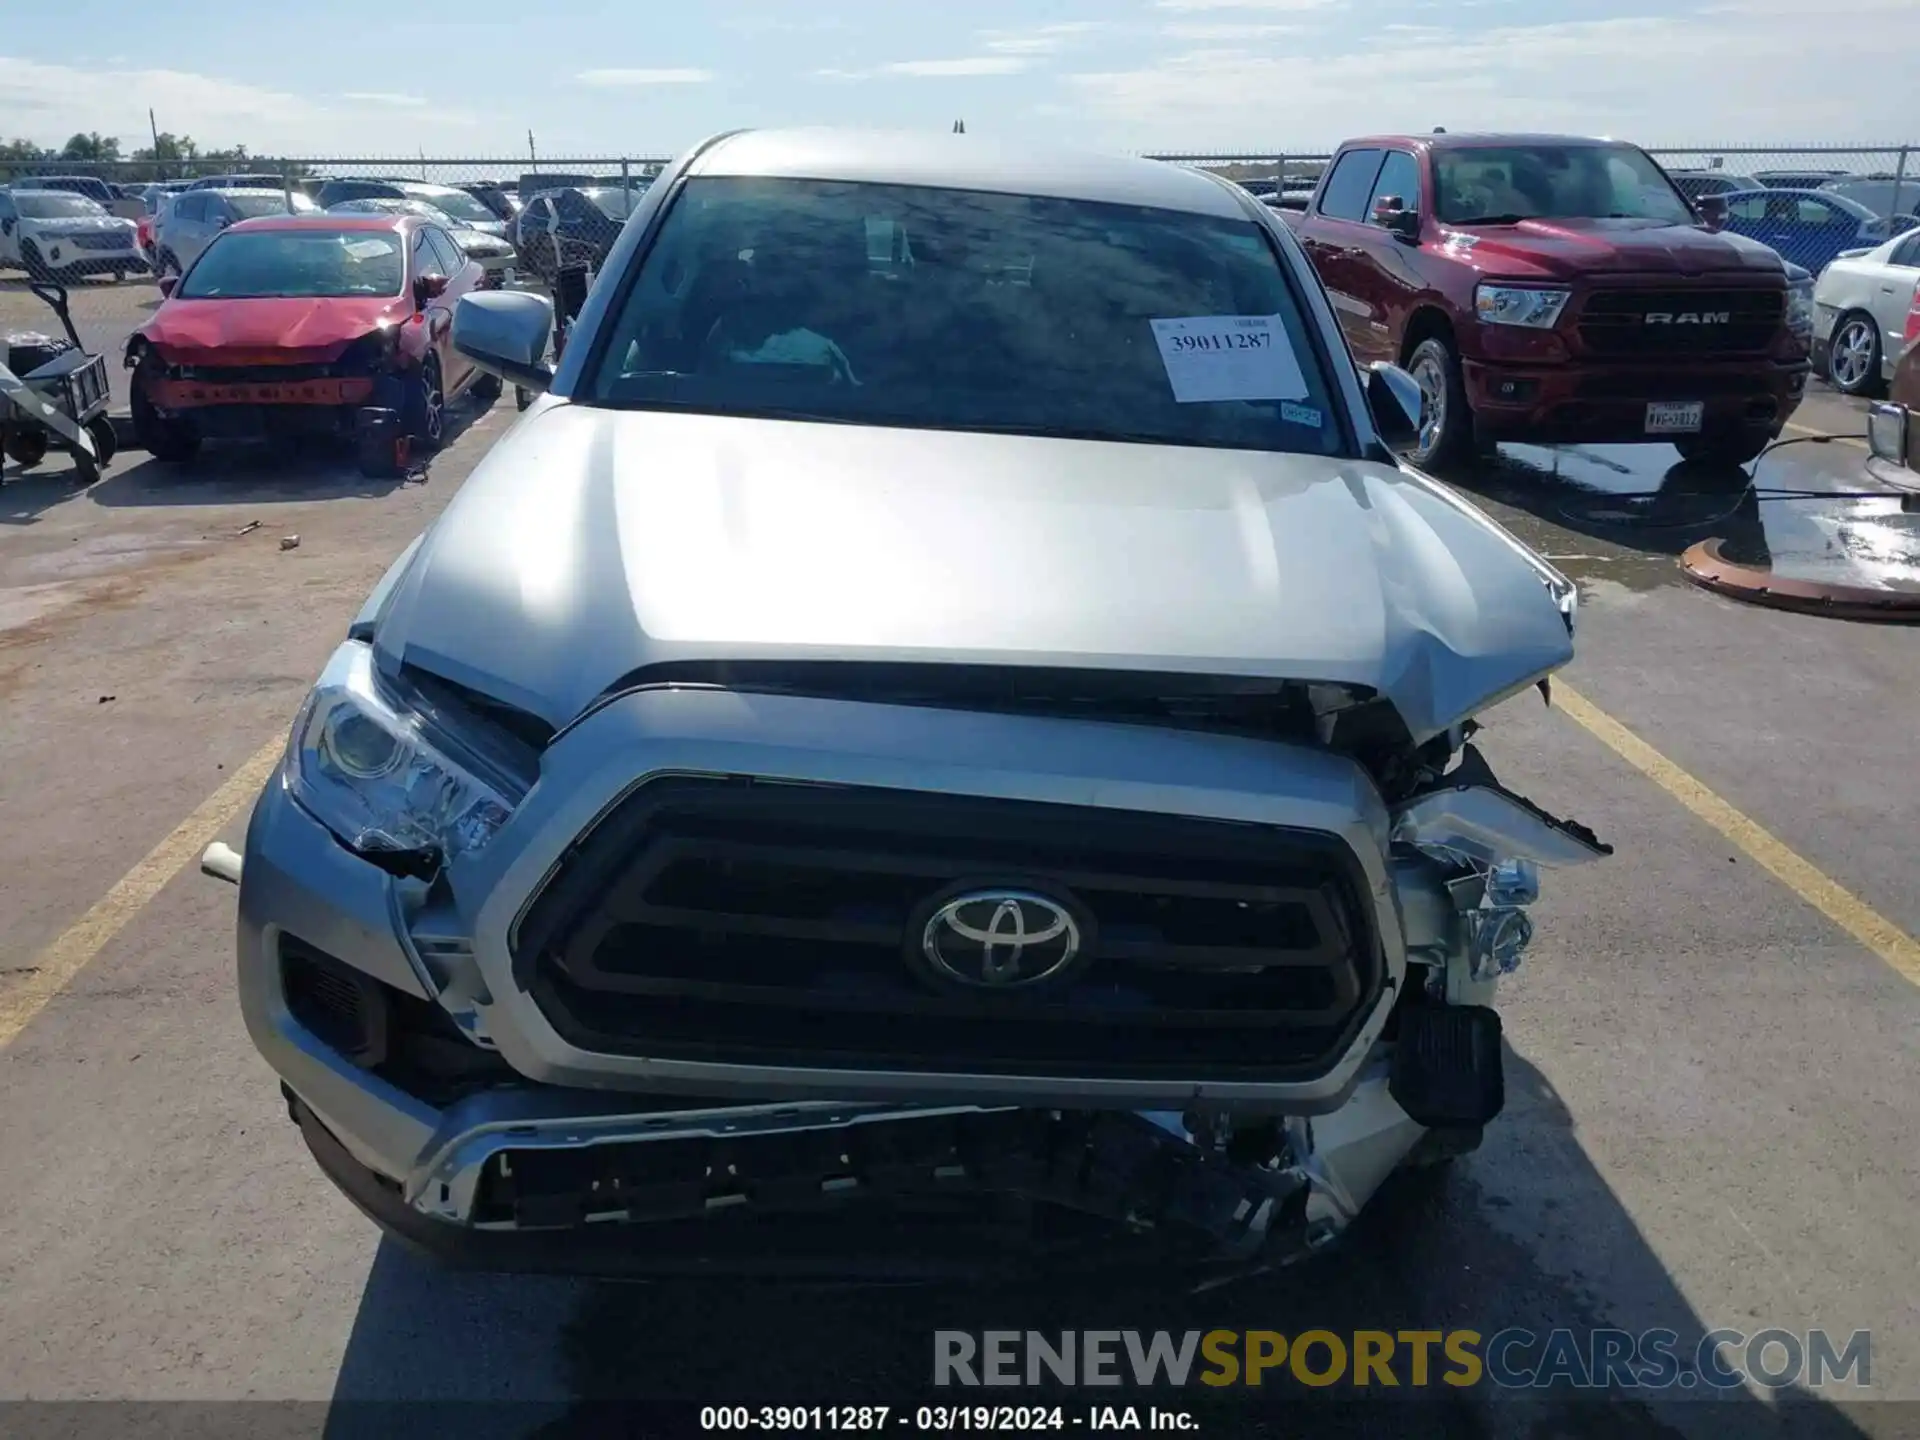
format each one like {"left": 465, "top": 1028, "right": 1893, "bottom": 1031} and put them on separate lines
{"left": 1149, "top": 315, "right": 1310, "bottom": 405}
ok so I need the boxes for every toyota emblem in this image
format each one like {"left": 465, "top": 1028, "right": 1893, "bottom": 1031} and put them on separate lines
{"left": 918, "top": 889, "right": 1084, "bottom": 989}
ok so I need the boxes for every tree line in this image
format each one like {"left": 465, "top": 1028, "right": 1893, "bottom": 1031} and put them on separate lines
{"left": 0, "top": 131, "right": 291, "bottom": 182}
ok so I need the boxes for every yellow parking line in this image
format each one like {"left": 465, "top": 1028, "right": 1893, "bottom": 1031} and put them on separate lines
{"left": 1555, "top": 682, "right": 1920, "bottom": 989}
{"left": 1782, "top": 420, "right": 1866, "bottom": 450}
{"left": 0, "top": 735, "right": 284, "bottom": 1051}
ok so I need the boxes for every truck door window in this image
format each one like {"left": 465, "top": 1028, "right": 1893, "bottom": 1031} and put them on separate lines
{"left": 1367, "top": 151, "right": 1420, "bottom": 221}
{"left": 1318, "top": 149, "right": 1385, "bottom": 222}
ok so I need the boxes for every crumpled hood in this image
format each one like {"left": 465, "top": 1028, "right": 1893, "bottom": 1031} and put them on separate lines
{"left": 141, "top": 295, "right": 411, "bottom": 363}
{"left": 1450, "top": 217, "right": 1785, "bottom": 281}
{"left": 374, "top": 407, "right": 1576, "bottom": 742}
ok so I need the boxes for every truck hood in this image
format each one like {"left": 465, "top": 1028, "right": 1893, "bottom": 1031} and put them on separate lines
{"left": 1445, "top": 217, "right": 1785, "bottom": 281}
{"left": 141, "top": 296, "right": 412, "bottom": 362}
{"left": 373, "top": 406, "right": 1576, "bottom": 743}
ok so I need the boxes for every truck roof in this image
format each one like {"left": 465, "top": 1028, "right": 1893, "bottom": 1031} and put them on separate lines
{"left": 1339, "top": 133, "right": 1628, "bottom": 153}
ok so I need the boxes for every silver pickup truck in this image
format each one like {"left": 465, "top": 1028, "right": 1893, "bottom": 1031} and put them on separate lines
{"left": 213, "top": 128, "right": 1608, "bottom": 1282}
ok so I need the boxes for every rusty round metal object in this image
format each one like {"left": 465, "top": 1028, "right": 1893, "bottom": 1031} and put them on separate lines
{"left": 1680, "top": 538, "right": 1920, "bottom": 622}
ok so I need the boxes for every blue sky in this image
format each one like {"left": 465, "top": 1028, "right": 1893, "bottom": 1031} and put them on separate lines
{"left": 3, "top": 0, "right": 1914, "bottom": 160}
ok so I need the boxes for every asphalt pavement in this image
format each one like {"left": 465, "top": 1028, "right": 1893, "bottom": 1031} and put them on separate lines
{"left": 1, "top": 300, "right": 1917, "bottom": 1440}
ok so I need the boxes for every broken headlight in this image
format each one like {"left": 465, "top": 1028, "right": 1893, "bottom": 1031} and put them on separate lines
{"left": 285, "top": 641, "right": 523, "bottom": 862}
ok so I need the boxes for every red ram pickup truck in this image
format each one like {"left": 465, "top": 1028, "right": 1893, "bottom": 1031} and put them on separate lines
{"left": 1281, "top": 133, "right": 1814, "bottom": 469}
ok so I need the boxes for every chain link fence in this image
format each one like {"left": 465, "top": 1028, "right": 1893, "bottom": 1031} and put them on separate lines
{"left": 2, "top": 145, "right": 1914, "bottom": 289}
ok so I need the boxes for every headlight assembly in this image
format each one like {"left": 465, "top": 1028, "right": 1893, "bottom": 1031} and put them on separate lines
{"left": 1785, "top": 279, "right": 1815, "bottom": 339}
{"left": 1474, "top": 284, "right": 1570, "bottom": 329}
{"left": 285, "top": 642, "right": 523, "bottom": 862}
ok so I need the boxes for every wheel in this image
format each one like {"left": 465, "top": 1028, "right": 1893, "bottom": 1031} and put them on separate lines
{"left": 468, "top": 370, "right": 503, "bottom": 406}
{"left": 1404, "top": 336, "right": 1474, "bottom": 470}
{"left": 515, "top": 385, "right": 534, "bottom": 411}
{"left": 85, "top": 414, "right": 118, "bottom": 468}
{"left": 1673, "top": 431, "right": 1774, "bottom": 469}
{"left": 129, "top": 374, "right": 201, "bottom": 463}
{"left": 1825, "top": 310, "right": 1884, "bottom": 397}
{"left": 20, "top": 239, "right": 50, "bottom": 282}
{"left": 154, "top": 249, "right": 180, "bottom": 281}
{"left": 403, "top": 355, "right": 446, "bottom": 451}
{"left": 4, "top": 428, "right": 49, "bottom": 469}
{"left": 111, "top": 269, "right": 126, "bottom": 285}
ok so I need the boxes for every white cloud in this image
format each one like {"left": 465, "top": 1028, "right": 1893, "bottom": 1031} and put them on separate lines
{"left": 1153, "top": 0, "right": 1336, "bottom": 10}
{"left": 340, "top": 92, "right": 427, "bottom": 108}
{"left": 575, "top": 68, "right": 714, "bottom": 87}
{"left": 0, "top": 54, "right": 477, "bottom": 154}
{"left": 979, "top": 22, "right": 1103, "bottom": 55}
{"left": 1069, "top": 4, "right": 1920, "bottom": 147}
{"left": 1159, "top": 22, "right": 1305, "bottom": 38}
{"left": 881, "top": 57, "right": 1032, "bottom": 77}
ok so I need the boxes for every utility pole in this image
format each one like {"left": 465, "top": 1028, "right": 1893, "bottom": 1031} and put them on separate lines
{"left": 149, "top": 107, "right": 163, "bottom": 178}
{"left": 528, "top": 129, "right": 538, "bottom": 169}
{"left": 953, "top": 119, "right": 965, "bottom": 134}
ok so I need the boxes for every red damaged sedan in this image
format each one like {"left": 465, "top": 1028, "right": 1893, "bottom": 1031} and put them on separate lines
{"left": 124, "top": 214, "right": 500, "bottom": 477}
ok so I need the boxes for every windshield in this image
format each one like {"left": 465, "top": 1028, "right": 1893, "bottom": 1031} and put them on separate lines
{"left": 227, "top": 193, "right": 318, "bottom": 219}
{"left": 580, "top": 187, "right": 641, "bottom": 219}
{"left": 586, "top": 176, "right": 1342, "bottom": 457}
{"left": 408, "top": 186, "right": 495, "bottom": 224}
{"left": 1434, "top": 144, "right": 1695, "bottom": 225}
{"left": 15, "top": 193, "right": 107, "bottom": 219}
{"left": 178, "top": 230, "right": 405, "bottom": 299}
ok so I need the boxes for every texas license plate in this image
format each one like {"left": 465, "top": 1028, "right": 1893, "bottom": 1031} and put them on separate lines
{"left": 1645, "top": 401, "right": 1704, "bottom": 434}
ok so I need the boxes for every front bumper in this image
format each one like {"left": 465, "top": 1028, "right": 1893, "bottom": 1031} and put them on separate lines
{"left": 29, "top": 239, "right": 146, "bottom": 276}
{"left": 1462, "top": 356, "right": 1810, "bottom": 444}
{"left": 235, "top": 686, "right": 1504, "bottom": 1275}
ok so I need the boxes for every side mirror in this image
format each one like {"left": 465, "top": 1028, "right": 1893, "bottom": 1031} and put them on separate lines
{"left": 1371, "top": 196, "right": 1421, "bottom": 242}
{"left": 1866, "top": 402, "right": 1910, "bottom": 467}
{"left": 1697, "top": 195, "right": 1728, "bottom": 232}
{"left": 157, "top": 274, "right": 178, "bottom": 299}
{"left": 413, "top": 272, "right": 451, "bottom": 308}
{"left": 216, "top": 216, "right": 232, "bottom": 230}
{"left": 1364, "top": 361, "right": 1423, "bottom": 452}
{"left": 453, "top": 290, "right": 556, "bottom": 394}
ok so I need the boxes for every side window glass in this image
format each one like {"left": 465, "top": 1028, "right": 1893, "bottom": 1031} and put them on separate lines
{"left": 1318, "top": 149, "right": 1385, "bottom": 222}
{"left": 1366, "top": 151, "right": 1420, "bottom": 221}
{"left": 1727, "top": 195, "right": 1766, "bottom": 222}
{"left": 428, "top": 229, "right": 464, "bottom": 273}
{"left": 412, "top": 230, "right": 439, "bottom": 276}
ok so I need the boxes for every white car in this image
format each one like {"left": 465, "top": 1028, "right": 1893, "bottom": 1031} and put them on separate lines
{"left": 1813, "top": 228, "right": 1920, "bottom": 395}
{"left": 0, "top": 188, "right": 146, "bottom": 283}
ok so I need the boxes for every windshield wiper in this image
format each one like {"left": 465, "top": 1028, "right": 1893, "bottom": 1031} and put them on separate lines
{"left": 1450, "top": 213, "right": 1530, "bottom": 226}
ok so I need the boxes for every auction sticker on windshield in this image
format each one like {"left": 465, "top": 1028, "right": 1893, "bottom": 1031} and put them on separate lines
{"left": 1151, "top": 315, "right": 1308, "bottom": 404}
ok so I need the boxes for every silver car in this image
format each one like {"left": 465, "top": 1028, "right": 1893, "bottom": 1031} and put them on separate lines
{"left": 152, "top": 188, "right": 319, "bottom": 278}
{"left": 0, "top": 188, "right": 145, "bottom": 281}
{"left": 215, "top": 129, "right": 1605, "bottom": 1280}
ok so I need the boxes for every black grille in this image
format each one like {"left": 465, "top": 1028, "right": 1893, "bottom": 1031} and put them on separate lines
{"left": 515, "top": 779, "right": 1380, "bottom": 1082}
{"left": 280, "top": 937, "right": 387, "bottom": 1065}
{"left": 1577, "top": 288, "right": 1783, "bottom": 358}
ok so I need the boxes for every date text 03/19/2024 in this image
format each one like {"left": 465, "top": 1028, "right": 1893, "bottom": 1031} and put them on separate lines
{"left": 699, "top": 1406, "right": 1199, "bottom": 1432}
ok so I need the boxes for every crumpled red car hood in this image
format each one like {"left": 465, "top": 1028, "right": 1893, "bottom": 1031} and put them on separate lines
{"left": 141, "top": 296, "right": 412, "bottom": 364}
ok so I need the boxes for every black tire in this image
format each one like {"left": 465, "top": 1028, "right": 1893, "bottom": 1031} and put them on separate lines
{"left": 111, "top": 269, "right": 126, "bottom": 285}
{"left": 468, "top": 370, "right": 503, "bottom": 406}
{"left": 85, "top": 414, "right": 118, "bottom": 469}
{"left": 1404, "top": 335, "right": 1474, "bottom": 470}
{"left": 130, "top": 375, "right": 201, "bottom": 463}
{"left": 1673, "top": 431, "right": 1774, "bottom": 469}
{"left": 20, "top": 239, "right": 50, "bottom": 282}
{"left": 1825, "top": 310, "right": 1884, "bottom": 398}
{"left": 155, "top": 249, "right": 180, "bottom": 281}
{"left": 403, "top": 355, "right": 446, "bottom": 451}
{"left": 515, "top": 385, "right": 534, "bottom": 412}
{"left": 5, "top": 428, "right": 49, "bottom": 469}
